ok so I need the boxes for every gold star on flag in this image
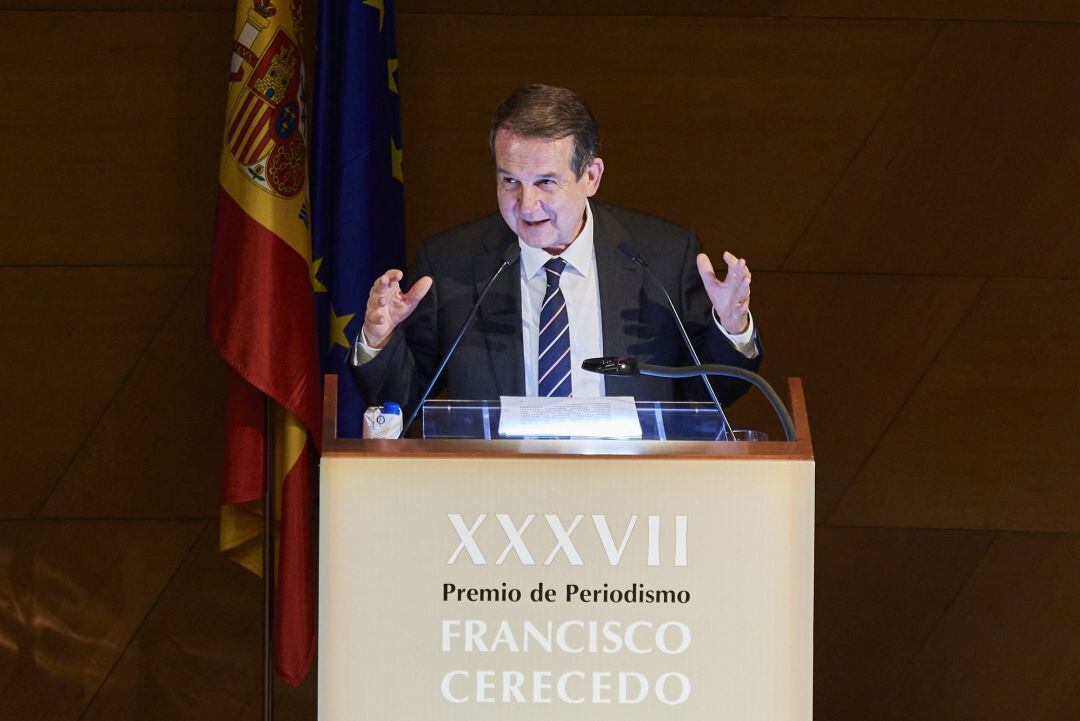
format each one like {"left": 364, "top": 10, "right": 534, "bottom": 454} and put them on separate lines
{"left": 310, "top": 256, "right": 328, "bottom": 293}
{"left": 388, "top": 57, "right": 399, "bottom": 94}
{"left": 364, "top": 0, "right": 384, "bottom": 30}
{"left": 391, "top": 137, "right": 403, "bottom": 183}
{"left": 328, "top": 305, "right": 356, "bottom": 351}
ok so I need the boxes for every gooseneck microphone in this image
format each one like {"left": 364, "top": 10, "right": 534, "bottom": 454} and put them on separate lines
{"left": 582, "top": 356, "right": 798, "bottom": 441}
{"left": 398, "top": 244, "right": 522, "bottom": 438}
{"left": 617, "top": 242, "right": 735, "bottom": 440}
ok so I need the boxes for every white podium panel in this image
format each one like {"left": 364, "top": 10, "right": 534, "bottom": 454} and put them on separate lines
{"left": 318, "top": 452, "right": 814, "bottom": 721}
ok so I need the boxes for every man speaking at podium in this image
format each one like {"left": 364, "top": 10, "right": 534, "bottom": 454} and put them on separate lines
{"left": 350, "top": 84, "right": 762, "bottom": 414}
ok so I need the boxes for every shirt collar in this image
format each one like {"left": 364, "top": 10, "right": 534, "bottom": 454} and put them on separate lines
{"left": 518, "top": 200, "right": 595, "bottom": 280}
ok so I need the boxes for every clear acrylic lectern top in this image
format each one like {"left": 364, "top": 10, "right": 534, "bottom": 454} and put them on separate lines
{"left": 421, "top": 399, "right": 733, "bottom": 441}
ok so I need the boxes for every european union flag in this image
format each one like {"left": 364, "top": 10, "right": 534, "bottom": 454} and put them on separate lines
{"left": 312, "top": 0, "right": 405, "bottom": 437}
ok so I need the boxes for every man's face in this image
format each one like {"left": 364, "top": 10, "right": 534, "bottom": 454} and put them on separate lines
{"left": 494, "top": 130, "right": 604, "bottom": 254}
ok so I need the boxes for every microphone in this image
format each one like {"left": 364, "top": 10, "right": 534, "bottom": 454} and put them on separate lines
{"left": 617, "top": 242, "right": 735, "bottom": 440}
{"left": 398, "top": 243, "right": 521, "bottom": 438}
{"left": 581, "top": 356, "right": 639, "bottom": 376}
{"left": 582, "top": 356, "right": 797, "bottom": 441}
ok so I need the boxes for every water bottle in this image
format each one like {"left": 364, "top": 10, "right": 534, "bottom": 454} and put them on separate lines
{"left": 362, "top": 402, "right": 403, "bottom": 439}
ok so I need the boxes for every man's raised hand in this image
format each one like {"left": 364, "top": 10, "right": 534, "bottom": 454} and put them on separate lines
{"left": 696, "top": 251, "right": 751, "bottom": 335}
{"left": 362, "top": 269, "right": 433, "bottom": 349}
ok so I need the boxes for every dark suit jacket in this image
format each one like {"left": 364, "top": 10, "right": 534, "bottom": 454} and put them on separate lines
{"left": 350, "top": 203, "right": 762, "bottom": 414}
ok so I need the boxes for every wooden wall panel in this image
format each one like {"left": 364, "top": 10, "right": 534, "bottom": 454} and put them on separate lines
{"left": 0, "top": 1, "right": 231, "bottom": 9}
{"left": 723, "top": 272, "right": 983, "bottom": 520}
{"left": 880, "top": 533, "right": 1080, "bottom": 721}
{"left": 398, "top": 0, "right": 776, "bottom": 15}
{"left": 0, "top": 520, "right": 201, "bottom": 721}
{"left": 785, "top": 21, "right": 1080, "bottom": 278}
{"left": 41, "top": 270, "right": 225, "bottom": 520}
{"left": 394, "top": 1, "right": 1080, "bottom": 22}
{"left": 831, "top": 278, "right": 1080, "bottom": 532}
{"left": 814, "top": 527, "right": 992, "bottom": 721}
{"left": 77, "top": 525, "right": 265, "bottom": 721}
{"left": 79, "top": 524, "right": 315, "bottom": 721}
{"left": 396, "top": 14, "right": 939, "bottom": 268}
{"left": 774, "top": 0, "right": 1080, "bottom": 22}
{"left": 0, "top": 267, "right": 190, "bottom": 519}
{"left": 0, "top": 11, "right": 232, "bottom": 265}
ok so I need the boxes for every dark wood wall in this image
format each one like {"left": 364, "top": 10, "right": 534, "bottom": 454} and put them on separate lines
{"left": 1, "top": 2, "right": 1078, "bottom": 719}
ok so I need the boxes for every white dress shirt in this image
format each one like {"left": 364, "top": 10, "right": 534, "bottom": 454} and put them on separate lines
{"left": 518, "top": 204, "right": 605, "bottom": 397}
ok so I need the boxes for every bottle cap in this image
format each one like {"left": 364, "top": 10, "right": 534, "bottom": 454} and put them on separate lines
{"left": 382, "top": 401, "right": 402, "bottom": 415}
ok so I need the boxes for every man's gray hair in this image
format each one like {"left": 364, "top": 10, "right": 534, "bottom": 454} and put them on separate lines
{"left": 489, "top": 84, "right": 600, "bottom": 178}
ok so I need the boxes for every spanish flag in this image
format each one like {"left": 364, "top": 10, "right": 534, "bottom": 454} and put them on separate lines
{"left": 206, "top": 0, "right": 320, "bottom": 686}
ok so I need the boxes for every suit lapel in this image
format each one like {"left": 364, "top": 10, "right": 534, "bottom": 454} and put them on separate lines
{"left": 593, "top": 205, "right": 644, "bottom": 358}
{"left": 475, "top": 224, "right": 525, "bottom": 396}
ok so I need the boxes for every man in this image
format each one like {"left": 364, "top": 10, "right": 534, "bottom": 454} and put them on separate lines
{"left": 351, "top": 84, "right": 761, "bottom": 413}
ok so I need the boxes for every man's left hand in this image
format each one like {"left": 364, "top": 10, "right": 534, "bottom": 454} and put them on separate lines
{"left": 697, "top": 251, "right": 751, "bottom": 335}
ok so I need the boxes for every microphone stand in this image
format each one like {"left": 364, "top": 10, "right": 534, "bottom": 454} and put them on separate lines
{"left": 398, "top": 246, "right": 521, "bottom": 437}
{"left": 617, "top": 243, "right": 736, "bottom": 440}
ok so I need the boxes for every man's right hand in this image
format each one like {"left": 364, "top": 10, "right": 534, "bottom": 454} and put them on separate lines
{"left": 362, "top": 269, "right": 433, "bottom": 349}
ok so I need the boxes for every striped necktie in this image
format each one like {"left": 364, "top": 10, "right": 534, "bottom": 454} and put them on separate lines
{"left": 538, "top": 257, "right": 572, "bottom": 397}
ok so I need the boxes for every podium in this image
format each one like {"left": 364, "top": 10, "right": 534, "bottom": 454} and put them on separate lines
{"left": 318, "top": 376, "right": 815, "bottom": 721}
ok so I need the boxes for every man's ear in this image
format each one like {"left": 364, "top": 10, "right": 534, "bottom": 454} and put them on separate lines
{"left": 584, "top": 157, "right": 605, "bottom": 196}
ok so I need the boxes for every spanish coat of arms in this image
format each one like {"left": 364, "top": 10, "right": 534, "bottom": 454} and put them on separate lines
{"left": 224, "top": 2, "right": 306, "bottom": 198}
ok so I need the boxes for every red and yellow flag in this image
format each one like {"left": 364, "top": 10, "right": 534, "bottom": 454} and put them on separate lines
{"left": 206, "top": 0, "right": 321, "bottom": 687}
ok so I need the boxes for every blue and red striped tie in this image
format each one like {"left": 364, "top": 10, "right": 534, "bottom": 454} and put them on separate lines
{"left": 538, "top": 257, "right": 572, "bottom": 397}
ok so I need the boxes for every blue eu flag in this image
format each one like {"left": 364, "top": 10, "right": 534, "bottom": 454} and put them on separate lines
{"left": 312, "top": 0, "right": 406, "bottom": 437}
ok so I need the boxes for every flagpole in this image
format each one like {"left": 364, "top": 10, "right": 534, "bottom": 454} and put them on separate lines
{"left": 263, "top": 394, "right": 276, "bottom": 721}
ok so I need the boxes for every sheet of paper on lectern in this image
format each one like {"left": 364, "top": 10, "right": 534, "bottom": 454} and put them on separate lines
{"left": 498, "top": 396, "right": 642, "bottom": 438}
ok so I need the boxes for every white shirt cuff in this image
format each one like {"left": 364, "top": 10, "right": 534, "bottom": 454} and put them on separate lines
{"left": 712, "top": 310, "right": 759, "bottom": 359}
{"left": 351, "top": 326, "right": 382, "bottom": 366}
